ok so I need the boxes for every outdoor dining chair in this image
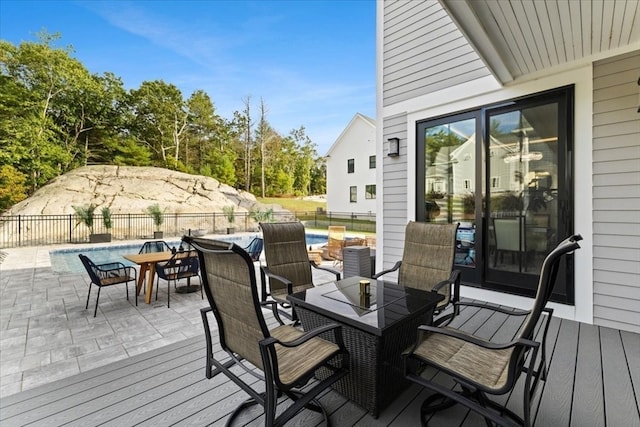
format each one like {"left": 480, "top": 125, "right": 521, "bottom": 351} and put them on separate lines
{"left": 138, "top": 240, "right": 171, "bottom": 254}
{"left": 79, "top": 254, "right": 138, "bottom": 317}
{"left": 183, "top": 236, "right": 349, "bottom": 427}
{"left": 154, "top": 250, "right": 201, "bottom": 308}
{"left": 243, "top": 236, "right": 264, "bottom": 262}
{"left": 327, "top": 225, "right": 346, "bottom": 266}
{"left": 404, "top": 234, "right": 582, "bottom": 427}
{"left": 259, "top": 221, "right": 341, "bottom": 324}
{"left": 373, "top": 221, "right": 461, "bottom": 325}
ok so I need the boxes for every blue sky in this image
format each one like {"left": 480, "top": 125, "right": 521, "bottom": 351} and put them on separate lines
{"left": 0, "top": 0, "right": 376, "bottom": 155}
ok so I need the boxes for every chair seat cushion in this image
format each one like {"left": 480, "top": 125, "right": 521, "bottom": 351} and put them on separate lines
{"left": 270, "top": 324, "right": 341, "bottom": 387}
{"left": 414, "top": 328, "right": 514, "bottom": 391}
{"left": 100, "top": 275, "right": 134, "bottom": 286}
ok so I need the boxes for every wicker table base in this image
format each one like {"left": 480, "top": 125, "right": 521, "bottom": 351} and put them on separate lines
{"left": 295, "top": 305, "right": 433, "bottom": 417}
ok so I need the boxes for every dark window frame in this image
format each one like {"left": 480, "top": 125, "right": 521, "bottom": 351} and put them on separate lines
{"left": 349, "top": 186, "right": 357, "bottom": 202}
{"left": 415, "top": 85, "right": 574, "bottom": 304}
{"left": 365, "top": 184, "right": 376, "bottom": 199}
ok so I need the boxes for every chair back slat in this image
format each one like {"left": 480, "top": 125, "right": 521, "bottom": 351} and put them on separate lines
{"left": 260, "top": 222, "right": 313, "bottom": 292}
{"left": 186, "top": 237, "right": 269, "bottom": 370}
{"left": 139, "top": 240, "right": 170, "bottom": 254}
{"left": 79, "top": 254, "right": 101, "bottom": 284}
{"left": 398, "top": 222, "right": 458, "bottom": 304}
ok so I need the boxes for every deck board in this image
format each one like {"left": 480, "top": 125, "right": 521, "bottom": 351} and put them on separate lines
{"left": 535, "top": 319, "right": 579, "bottom": 427}
{"left": 603, "top": 328, "right": 640, "bottom": 427}
{"left": 1, "top": 306, "right": 639, "bottom": 427}
{"left": 571, "top": 323, "right": 605, "bottom": 427}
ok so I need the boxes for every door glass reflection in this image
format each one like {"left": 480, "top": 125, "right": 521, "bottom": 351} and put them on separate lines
{"left": 424, "top": 118, "right": 476, "bottom": 267}
{"left": 487, "top": 104, "right": 558, "bottom": 274}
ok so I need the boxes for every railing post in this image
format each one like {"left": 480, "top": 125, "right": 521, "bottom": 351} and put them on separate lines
{"left": 18, "top": 215, "right": 22, "bottom": 247}
{"left": 69, "top": 214, "right": 73, "bottom": 243}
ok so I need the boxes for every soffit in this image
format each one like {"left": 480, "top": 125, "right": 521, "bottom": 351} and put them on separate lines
{"left": 442, "top": 0, "right": 640, "bottom": 84}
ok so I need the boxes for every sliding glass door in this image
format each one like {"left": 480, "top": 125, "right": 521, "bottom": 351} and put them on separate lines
{"left": 417, "top": 86, "right": 574, "bottom": 303}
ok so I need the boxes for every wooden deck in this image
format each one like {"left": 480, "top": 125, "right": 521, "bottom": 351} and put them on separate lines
{"left": 1, "top": 302, "right": 639, "bottom": 427}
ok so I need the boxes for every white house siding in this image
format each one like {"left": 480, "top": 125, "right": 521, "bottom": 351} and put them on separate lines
{"left": 592, "top": 51, "right": 640, "bottom": 333}
{"left": 381, "top": 112, "right": 409, "bottom": 273}
{"left": 379, "top": 0, "right": 492, "bottom": 276}
{"left": 326, "top": 114, "right": 376, "bottom": 214}
{"left": 382, "top": 0, "right": 492, "bottom": 107}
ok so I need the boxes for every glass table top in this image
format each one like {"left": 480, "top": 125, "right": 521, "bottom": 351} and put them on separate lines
{"left": 287, "top": 276, "right": 444, "bottom": 335}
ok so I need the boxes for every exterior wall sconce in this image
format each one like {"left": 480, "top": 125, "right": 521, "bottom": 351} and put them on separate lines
{"left": 388, "top": 137, "right": 400, "bottom": 157}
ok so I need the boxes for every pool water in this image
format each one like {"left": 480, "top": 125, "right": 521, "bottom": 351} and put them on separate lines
{"left": 50, "top": 233, "right": 328, "bottom": 273}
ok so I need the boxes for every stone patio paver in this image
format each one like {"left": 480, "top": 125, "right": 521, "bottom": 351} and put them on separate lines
{"left": 0, "top": 235, "right": 336, "bottom": 399}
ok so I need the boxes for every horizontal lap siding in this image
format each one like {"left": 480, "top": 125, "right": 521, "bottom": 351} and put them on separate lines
{"left": 382, "top": 0, "right": 491, "bottom": 107}
{"left": 381, "top": 0, "right": 492, "bottom": 276}
{"left": 592, "top": 50, "right": 640, "bottom": 333}
{"left": 382, "top": 113, "right": 408, "bottom": 273}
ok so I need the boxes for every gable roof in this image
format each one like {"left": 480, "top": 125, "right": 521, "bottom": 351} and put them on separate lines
{"left": 325, "top": 113, "right": 376, "bottom": 157}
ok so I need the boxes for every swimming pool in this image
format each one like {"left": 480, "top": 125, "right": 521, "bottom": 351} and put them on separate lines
{"left": 50, "top": 233, "right": 328, "bottom": 273}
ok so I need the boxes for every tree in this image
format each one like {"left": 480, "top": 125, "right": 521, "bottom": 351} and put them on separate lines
{"left": 79, "top": 72, "right": 131, "bottom": 165}
{"left": 255, "top": 98, "right": 277, "bottom": 198}
{"left": 0, "top": 32, "right": 90, "bottom": 191}
{"left": 0, "top": 165, "right": 28, "bottom": 211}
{"left": 290, "top": 126, "right": 315, "bottom": 196}
{"left": 0, "top": 32, "right": 329, "bottom": 208}
{"left": 129, "top": 80, "right": 189, "bottom": 168}
{"left": 239, "top": 96, "right": 253, "bottom": 191}
{"left": 310, "top": 157, "right": 327, "bottom": 194}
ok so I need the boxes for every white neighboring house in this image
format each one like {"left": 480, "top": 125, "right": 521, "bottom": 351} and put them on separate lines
{"left": 326, "top": 113, "right": 377, "bottom": 214}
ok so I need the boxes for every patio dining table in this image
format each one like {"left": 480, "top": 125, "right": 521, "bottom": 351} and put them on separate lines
{"left": 287, "top": 276, "right": 443, "bottom": 417}
{"left": 123, "top": 251, "right": 196, "bottom": 304}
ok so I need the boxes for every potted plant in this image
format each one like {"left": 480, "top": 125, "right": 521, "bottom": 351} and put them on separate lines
{"left": 147, "top": 204, "right": 164, "bottom": 238}
{"left": 92, "top": 206, "right": 113, "bottom": 243}
{"left": 223, "top": 205, "right": 236, "bottom": 234}
{"left": 73, "top": 204, "right": 107, "bottom": 243}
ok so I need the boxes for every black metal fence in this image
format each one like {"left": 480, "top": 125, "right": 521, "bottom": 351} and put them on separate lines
{"left": 0, "top": 210, "right": 376, "bottom": 248}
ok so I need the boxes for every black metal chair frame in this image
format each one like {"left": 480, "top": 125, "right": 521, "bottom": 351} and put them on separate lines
{"left": 79, "top": 254, "right": 137, "bottom": 317}
{"left": 154, "top": 250, "right": 201, "bottom": 308}
{"left": 184, "top": 236, "right": 350, "bottom": 427}
{"left": 403, "top": 234, "right": 582, "bottom": 427}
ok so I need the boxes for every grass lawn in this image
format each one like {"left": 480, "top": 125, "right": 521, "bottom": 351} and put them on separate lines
{"left": 257, "top": 197, "right": 326, "bottom": 212}
{"left": 257, "top": 197, "right": 375, "bottom": 235}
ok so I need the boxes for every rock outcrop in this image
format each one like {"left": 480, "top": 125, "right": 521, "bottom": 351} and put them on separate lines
{"left": 2, "top": 166, "right": 289, "bottom": 245}
{"left": 7, "top": 165, "right": 262, "bottom": 215}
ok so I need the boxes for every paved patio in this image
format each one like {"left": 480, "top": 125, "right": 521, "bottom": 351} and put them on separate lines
{"left": 0, "top": 236, "right": 337, "bottom": 398}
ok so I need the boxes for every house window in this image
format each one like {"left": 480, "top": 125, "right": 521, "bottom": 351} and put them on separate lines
{"left": 347, "top": 159, "right": 355, "bottom": 173}
{"left": 491, "top": 176, "right": 500, "bottom": 189}
{"left": 349, "top": 186, "right": 357, "bottom": 202}
{"left": 365, "top": 185, "right": 376, "bottom": 199}
{"left": 369, "top": 155, "right": 376, "bottom": 169}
